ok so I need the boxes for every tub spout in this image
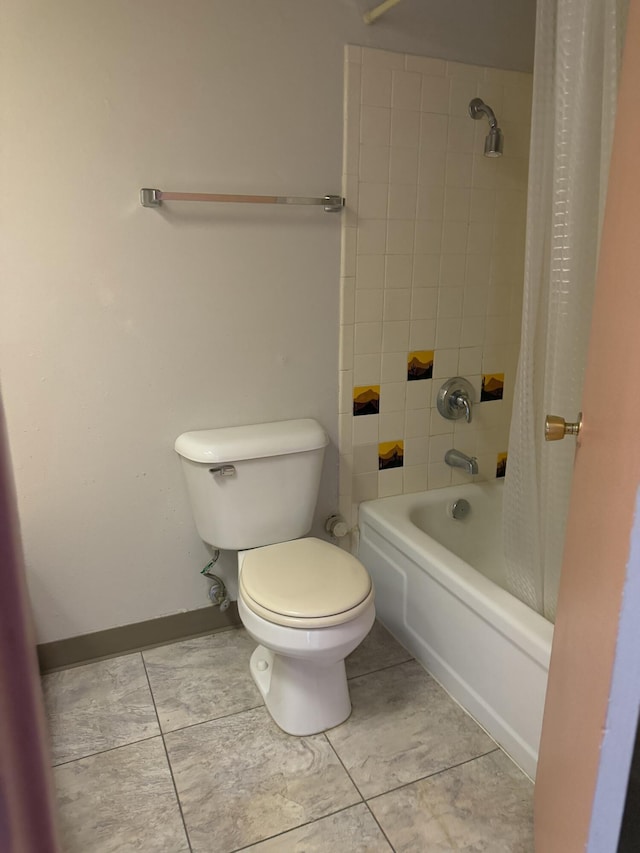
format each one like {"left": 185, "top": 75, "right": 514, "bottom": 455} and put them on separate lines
{"left": 444, "top": 449, "right": 478, "bottom": 475}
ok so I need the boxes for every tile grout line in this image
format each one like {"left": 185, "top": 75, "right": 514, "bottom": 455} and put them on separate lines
{"left": 346, "top": 655, "right": 414, "bottom": 682}
{"left": 365, "top": 746, "right": 502, "bottom": 804}
{"left": 141, "top": 653, "right": 194, "bottom": 853}
{"left": 227, "top": 802, "right": 366, "bottom": 853}
{"left": 322, "top": 733, "right": 397, "bottom": 853}
{"left": 52, "top": 732, "right": 162, "bottom": 768}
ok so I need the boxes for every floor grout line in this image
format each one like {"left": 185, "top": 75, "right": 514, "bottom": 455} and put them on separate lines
{"left": 365, "top": 747, "right": 502, "bottom": 804}
{"left": 346, "top": 656, "right": 415, "bottom": 682}
{"left": 323, "top": 733, "right": 397, "bottom": 852}
{"left": 52, "top": 732, "right": 162, "bottom": 768}
{"left": 159, "top": 703, "right": 265, "bottom": 737}
{"left": 141, "top": 653, "right": 194, "bottom": 853}
{"left": 228, "top": 802, "right": 366, "bottom": 853}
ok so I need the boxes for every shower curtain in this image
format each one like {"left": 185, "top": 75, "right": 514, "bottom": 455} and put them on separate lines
{"left": 504, "top": 0, "right": 629, "bottom": 621}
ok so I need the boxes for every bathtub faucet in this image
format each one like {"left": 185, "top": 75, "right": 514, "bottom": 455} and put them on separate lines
{"left": 444, "top": 449, "right": 479, "bottom": 476}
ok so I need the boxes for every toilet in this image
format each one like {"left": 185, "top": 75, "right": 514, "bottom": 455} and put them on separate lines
{"left": 174, "top": 418, "right": 375, "bottom": 735}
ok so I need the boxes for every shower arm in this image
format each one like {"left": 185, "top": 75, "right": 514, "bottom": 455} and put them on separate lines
{"left": 469, "top": 98, "right": 498, "bottom": 129}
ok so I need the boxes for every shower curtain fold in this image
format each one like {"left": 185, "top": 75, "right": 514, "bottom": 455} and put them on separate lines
{"left": 503, "top": 0, "right": 628, "bottom": 621}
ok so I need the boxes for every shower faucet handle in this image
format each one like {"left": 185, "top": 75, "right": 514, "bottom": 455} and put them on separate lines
{"left": 437, "top": 377, "right": 475, "bottom": 423}
{"left": 544, "top": 413, "right": 582, "bottom": 441}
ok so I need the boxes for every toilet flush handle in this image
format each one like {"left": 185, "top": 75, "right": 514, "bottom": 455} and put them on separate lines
{"left": 209, "top": 465, "right": 236, "bottom": 476}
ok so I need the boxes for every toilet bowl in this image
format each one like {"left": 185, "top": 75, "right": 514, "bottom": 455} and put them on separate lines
{"left": 237, "top": 537, "right": 375, "bottom": 735}
{"left": 174, "top": 418, "right": 375, "bottom": 735}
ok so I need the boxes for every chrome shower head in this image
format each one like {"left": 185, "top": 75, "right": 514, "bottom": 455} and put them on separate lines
{"left": 469, "top": 97, "right": 504, "bottom": 158}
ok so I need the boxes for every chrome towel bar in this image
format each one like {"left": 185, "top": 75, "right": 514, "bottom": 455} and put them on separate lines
{"left": 140, "top": 188, "right": 344, "bottom": 213}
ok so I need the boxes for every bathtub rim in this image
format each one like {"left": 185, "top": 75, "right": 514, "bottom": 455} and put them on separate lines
{"left": 358, "top": 483, "right": 553, "bottom": 669}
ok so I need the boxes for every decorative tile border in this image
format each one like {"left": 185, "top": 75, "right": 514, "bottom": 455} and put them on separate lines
{"left": 407, "top": 351, "right": 434, "bottom": 381}
{"left": 481, "top": 373, "right": 505, "bottom": 402}
{"left": 379, "top": 440, "right": 404, "bottom": 470}
{"left": 353, "top": 385, "right": 380, "bottom": 416}
{"left": 496, "top": 452, "right": 508, "bottom": 478}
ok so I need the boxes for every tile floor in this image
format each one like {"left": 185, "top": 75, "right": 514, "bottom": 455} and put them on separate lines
{"left": 43, "top": 622, "right": 534, "bottom": 852}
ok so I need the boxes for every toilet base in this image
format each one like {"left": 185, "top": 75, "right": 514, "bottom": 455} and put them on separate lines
{"left": 249, "top": 645, "right": 352, "bottom": 736}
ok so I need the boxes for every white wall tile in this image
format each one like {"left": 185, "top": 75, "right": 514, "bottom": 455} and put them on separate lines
{"left": 360, "top": 105, "right": 391, "bottom": 145}
{"left": 409, "top": 318, "right": 436, "bottom": 349}
{"left": 411, "top": 287, "right": 438, "bottom": 320}
{"left": 445, "top": 153, "right": 473, "bottom": 187}
{"left": 429, "top": 432, "right": 456, "bottom": 464}
{"left": 472, "top": 154, "right": 498, "bottom": 189}
{"left": 353, "top": 413, "right": 380, "bottom": 445}
{"left": 414, "top": 220, "right": 443, "bottom": 254}
{"left": 433, "top": 347, "right": 459, "bottom": 379}
{"left": 339, "top": 454, "right": 353, "bottom": 494}
{"left": 405, "top": 407, "right": 430, "bottom": 437}
{"left": 341, "top": 226, "right": 357, "bottom": 275}
{"left": 443, "top": 187, "right": 471, "bottom": 222}
{"left": 420, "top": 75, "right": 450, "bottom": 114}
{"left": 439, "top": 253, "right": 466, "bottom": 287}
{"left": 339, "top": 369, "right": 353, "bottom": 413}
{"left": 355, "top": 289, "right": 384, "bottom": 323}
{"left": 469, "top": 187, "right": 496, "bottom": 222}
{"left": 359, "top": 145, "right": 391, "bottom": 182}
{"left": 385, "top": 253, "right": 413, "bottom": 288}
{"left": 353, "top": 443, "right": 378, "bottom": 474}
{"left": 467, "top": 220, "right": 495, "bottom": 254}
{"left": 356, "top": 254, "right": 385, "bottom": 289}
{"left": 446, "top": 61, "right": 486, "bottom": 80}
{"left": 380, "top": 381, "right": 407, "bottom": 412}
{"left": 435, "top": 317, "right": 461, "bottom": 348}
{"left": 339, "top": 324, "right": 354, "bottom": 366}
{"left": 419, "top": 113, "right": 449, "bottom": 151}
{"left": 390, "top": 109, "right": 421, "bottom": 147}
{"left": 345, "top": 44, "right": 362, "bottom": 64}
{"left": 387, "top": 219, "right": 415, "bottom": 254}
{"left": 381, "top": 351, "right": 408, "bottom": 383}
{"left": 428, "top": 462, "right": 453, "bottom": 489}
{"left": 354, "top": 321, "right": 383, "bottom": 354}
{"left": 357, "top": 219, "right": 387, "bottom": 254}
{"left": 382, "top": 320, "right": 410, "bottom": 352}
{"left": 442, "top": 221, "right": 468, "bottom": 253}
{"left": 460, "top": 316, "right": 486, "bottom": 347}
{"left": 358, "top": 182, "right": 389, "bottom": 219}
{"left": 447, "top": 116, "right": 476, "bottom": 153}
{"left": 430, "top": 407, "right": 455, "bottom": 436}
{"left": 378, "top": 468, "right": 404, "bottom": 497}
{"left": 404, "top": 436, "right": 429, "bottom": 466}
{"left": 353, "top": 353, "right": 381, "bottom": 385}
{"left": 388, "top": 184, "right": 418, "bottom": 220}
{"left": 458, "top": 346, "right": 482, "bottom": 375}
{"left": 379, "top": 410, "right": 405, "bottom": 441}
{"left": 339, "top": 412, "right": 353, "bottom": 454}
{"left": 465, "top": 253, "right": 492, "bottom": 287}
{"left": 361, "top": 65, "right": 392, "bottom": 107}
{"left": 449, "top": 77, "right": 475, "bottom": 117}
{"left": 406, "top": 379, "right": 432, "bottom": 410}
{"left": 417, "top": 149, "right": 447, "bottom": 188}
{"left": 389, "top": 147, "right": 419, "bottom": 185}
{"left": 404, "top": 464, "right": 428, "bottom": 493}
{"left": 353, "top": 472, "right": 379, "bottom": 502}
{"left": 413, "top": 253, "right": 440, "bottom": 287}
{"left": 383, "top": 288, "right": 411, "bottom": 321}
{"left": 340, "top": 276, "right": 355, "bottom": 325}
{"left": 416, "top": 185, "right": 445, "bottom": 220}
{"left": 392, "top": 70, "right": 422, "bottom": 111}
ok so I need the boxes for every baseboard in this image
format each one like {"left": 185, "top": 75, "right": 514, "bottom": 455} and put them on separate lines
{"left": 37, "top": 603, "right": 240, "bottom": 673}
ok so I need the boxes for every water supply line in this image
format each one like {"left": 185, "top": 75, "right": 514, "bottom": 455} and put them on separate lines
{"left": 201, "top": 552, "right": 230, "bottom": 611}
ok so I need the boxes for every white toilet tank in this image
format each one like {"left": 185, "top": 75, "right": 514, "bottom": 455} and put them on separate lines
{"left": 175, "top": 419, "right": 328, "bottom": 550}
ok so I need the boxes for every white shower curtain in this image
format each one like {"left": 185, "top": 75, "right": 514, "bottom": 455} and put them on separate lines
{"left": 504, "top": 0, "right": 628, "bottom": 621}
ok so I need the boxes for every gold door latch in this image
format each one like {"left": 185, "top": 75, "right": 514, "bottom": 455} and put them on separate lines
{"left": 545, "top": 413, "right": 582, "bottom": 441}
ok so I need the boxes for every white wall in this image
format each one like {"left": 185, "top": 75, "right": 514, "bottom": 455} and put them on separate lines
{"left": 0, "top": 0, "right": 535, "bottom": 643}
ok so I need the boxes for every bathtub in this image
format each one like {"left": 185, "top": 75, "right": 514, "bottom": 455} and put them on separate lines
{"left": 358, "top": 479, "right": 553, "bottom": 779}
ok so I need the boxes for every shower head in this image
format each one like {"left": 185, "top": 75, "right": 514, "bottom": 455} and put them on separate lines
{"left": 469, "top": 97, "right": 504, "bottom": 158}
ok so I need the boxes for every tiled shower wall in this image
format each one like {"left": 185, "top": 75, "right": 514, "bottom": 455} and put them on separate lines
{"left": 338, "top": 46, "right": 532, "bottom": 528}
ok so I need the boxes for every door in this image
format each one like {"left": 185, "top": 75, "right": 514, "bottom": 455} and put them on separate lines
{"left": 534, "top": 2, "right": 640, "bottom": 850}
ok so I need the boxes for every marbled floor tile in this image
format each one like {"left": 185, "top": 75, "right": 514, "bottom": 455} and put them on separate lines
{"left": 143, "top": 627, "right": 261, "bottom": 731}
{"left": 345, "top": 619, "right": 413, "bottom": 680}
{"left": 43, "top": 653, "right": 159, "bottom": 764}
{"left": 54, "top": 737, "right": 189, "bottom": 853}
{"left": 326, "top": 660, "right": 495, "bottom": 799}
{"left": 165, "top": 706, "right": 361, "bottom": 852}
{"left": 243, "top": 804, "right": 393, "bottom": 852}
{"left": 368, "top": 750, "right": 534, "bottom": 852}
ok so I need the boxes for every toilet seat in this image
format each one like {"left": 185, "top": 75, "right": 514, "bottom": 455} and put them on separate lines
{"left": 239, "top": 537, "right": 373, "bottom": 629}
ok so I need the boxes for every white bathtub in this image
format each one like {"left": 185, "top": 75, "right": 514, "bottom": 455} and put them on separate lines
{"left": 358, "top": 479, "right": 553, "bottom": 779}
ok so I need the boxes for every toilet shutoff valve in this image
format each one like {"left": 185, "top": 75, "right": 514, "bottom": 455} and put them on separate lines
{"left": 325, "top": 515, "right": 349, "bottom": 539}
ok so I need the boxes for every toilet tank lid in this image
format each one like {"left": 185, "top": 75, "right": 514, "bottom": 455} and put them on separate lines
{"left": 174, "top": 418, "right": 328, "bottom": 464}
